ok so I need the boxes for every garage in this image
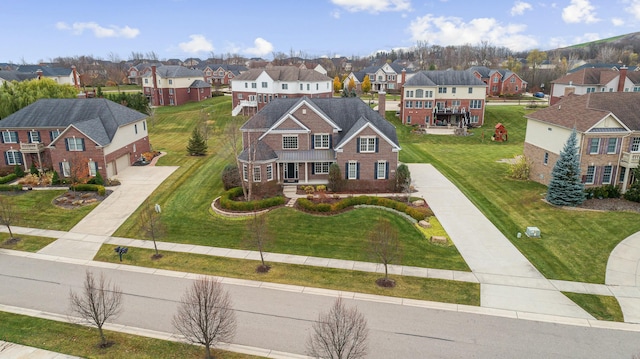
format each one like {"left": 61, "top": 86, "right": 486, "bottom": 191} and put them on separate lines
{"left": 114, "top": 154, "right": 131, "bottom": 176}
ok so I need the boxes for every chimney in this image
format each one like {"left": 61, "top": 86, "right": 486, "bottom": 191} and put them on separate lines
{"left": 36, "top": 69, "right": 43, "bottom": 80}
{"left": 378, "top": 90, "right": 386, "bottom": 117}
{"left": 71, "top": 65, "right": 79, "bottom": 89}
{"left": 151, "top": 65, "right": 159, "bottom": 107}
{"left": 617, "top": 65, "right": 628, "bottom": 92}
{"left": 401, "top": 68, "right": 406, "bottom": 87}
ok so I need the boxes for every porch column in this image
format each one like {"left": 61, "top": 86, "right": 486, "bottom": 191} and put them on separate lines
{"left": 21, "top": 151, "right": 27, "bottom": 171}
{"left": 277, "top": 163, "right": 281, "bottom": 182}
{"left": 304, "top": 162, "right": 308, "bottom": 183}
{"left": 622, "top": 166, "right": 631, "bottom": 193}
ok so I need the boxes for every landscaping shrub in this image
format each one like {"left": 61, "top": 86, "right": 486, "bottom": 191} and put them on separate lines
{"left": 0, "top": 173, "right": 17, "bottom": 184}
{"left": 87, "top": 171, "right": 105, "bottom": 186}
{"left": 299, "top": 195, "right": 431, "bottom": 220}
{"left": 328, "top": 163, "right": 343, "bottom": 192}
{"left": 70, "top": 184, "right": 106, "bottom": 196}
{"left": 0, "top": 184, "right": 22, "bottom": 191}
{"left": 219, "top": 187, "right": 285, "bottom": 211}
{"left": 507, "top": 155, "right": 530, "bottom": 180}
{"left": 14, "top": 165, "right": 25, "bottom": 178}
{"left": 395, "top": 164, "right": 411, "bottom": 193}
{"left": 51, "top": 171, "right": 60, "bottom": 185}
{"left": 585, "top": 184, "right": 621, "bottom": 199}
{"left": 30, "top": 163, "right": 39, "bottom": 175}
{"left": 221, "top": 164, "right": 241, "bottom": 190}
{"left": 18, "top": 174, "right": 40, "bottom": 187}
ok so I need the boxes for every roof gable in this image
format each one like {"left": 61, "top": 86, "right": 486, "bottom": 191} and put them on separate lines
{"left": 335, "top": 118, "right": 401, "bottom": 152}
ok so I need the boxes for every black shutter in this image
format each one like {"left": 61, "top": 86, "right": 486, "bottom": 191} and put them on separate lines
{"left": 345, "top": 162, "right": 348, "bottom": 180}
{"left": 356, "top": 138, "right": 360, "bottom": 153}
{"left": 311, "top": 135, "right": 315, "bottom": 149}
{"left": 59, "top": 163, "right": 64, "bottom": 176}
{"left": 311, "top": 163, "right": 315, "bottom": 175}
{"left": 65, "top": 138, "right": 70, "bottom": 151}
{"left": 81, "top": 138, "right": 86, "bottom": 151}
{"left": 0, "top": 133, "right": 4, "bottom": 143}
{"left": 375, "top": 138, "right": 379, "bottom": 153}
{"left": 374, "top": 163, "right": 377, "bottom": 179}
{"left": 385, "top": 161, "right": 389, "bottom": 179}
{"left": 17, "top": 151, "right": 23, "bottom": 165}
{"left": 4, "top": 152, "right": 8, "bottom": 165}
{"left": 356, "top": 162, "right": 360, "bottom": 179}
{"left": 329, "top": 135, "right": 333, "bottom": 148}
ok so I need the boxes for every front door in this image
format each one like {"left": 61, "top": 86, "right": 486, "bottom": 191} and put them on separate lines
{"left": 284, "top": 163, "right": 298, "bottom": 182}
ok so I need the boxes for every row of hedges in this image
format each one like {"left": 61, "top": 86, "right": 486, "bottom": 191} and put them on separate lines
{"left": 0, "top": 173, "right": 17, "bottom": 184}
{"left": 0, "top": 184, "right": 22, "bottom": 191}
{"left": 297, "top": 196, "right": 433, "bottom": 221}
{"left": 585, "top": 184, "right": 621, "bottom": 199}
{"left": 69, "top": 184, "right": 106, "bottom": 196}
{"left": 219, "top": 187, "right": 286, "bottom": 211}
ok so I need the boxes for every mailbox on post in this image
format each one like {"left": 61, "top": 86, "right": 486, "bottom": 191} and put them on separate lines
{"left": 114, "top": 246, "right": 128, "bottom": 261}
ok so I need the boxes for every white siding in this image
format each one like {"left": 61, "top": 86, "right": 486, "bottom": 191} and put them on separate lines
{"left": 525, "top": 119, "right": 574, "bottom": 154}
{"left": 104, "top": 120, "right": 148, "bottom": 156}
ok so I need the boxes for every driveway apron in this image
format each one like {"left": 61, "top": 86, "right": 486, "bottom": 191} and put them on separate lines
{"left": 606, "top": 232, "right": 640, "bottom": 323}
{"left": 407, "top": 164, "right": 593, "bottom": 319}
{"left": 37, "top": 165, "right": 178, "bottom": 260}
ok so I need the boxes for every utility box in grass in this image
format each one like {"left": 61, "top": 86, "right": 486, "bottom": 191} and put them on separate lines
{"left": 525, "top": 227, "right": 541, "bottom": 238}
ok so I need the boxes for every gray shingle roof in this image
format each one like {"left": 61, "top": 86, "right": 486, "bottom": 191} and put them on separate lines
{"left": 241, "top": 97, "right": 399, "bottom": 149}
{"left": 142, "top": 65, "right": 204, "bottom": 78}
{"left": 238, "top": 140, "right": 278, "bottom": 162}
{"left": 0, "top": 70, "right": 38, "bottom": 82}
{"left": 190, "top": 79, "right": 210, "bottom": 88}
{"left": 15, "top": 65, "right": 73, "bottom": 76}
{"left": 404, "top": 70, "right": 486, "bottom": 86}
{"left": 233, "top": 66, "right": 330, "bottom": 82}
{"left": 0, "top": 98, "right": 147, "bottom": 146}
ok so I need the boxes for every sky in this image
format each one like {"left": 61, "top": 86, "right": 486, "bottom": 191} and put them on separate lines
{"left": 2, "top": 0, "right": 640, "bottom": 64}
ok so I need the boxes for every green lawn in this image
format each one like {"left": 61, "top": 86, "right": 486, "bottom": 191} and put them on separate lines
{"left": 0, "top": 311, "right": 263, "bottom": 359}
{"left": 114, "top": 97, "right": 469, "bottom": 271}
{"left": 563, "top": 292, "right": 624, "bottom": 321}
{"left": 95, "top": 245, "right": 480, "bottom": 306}
{"left": 0, "top": 233, "right": 56, "bottom": 252}
{"left": 0, "top": 190, "right": 98, "bottom": 230}
{"left": 395, "top": 106, "right": 640, "bottom": 283}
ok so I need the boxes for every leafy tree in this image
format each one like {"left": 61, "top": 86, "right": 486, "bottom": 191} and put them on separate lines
{"left": 186, "top": 127, "right": 208, "bottom": 156}
{"left": 546, "top": 129, "right": 585, "bottom": 206}
{"left": 173, "top": 277, "right": 236, "bottom": 359}
{"left": 624, "top": 168, "right": 640, "bottom": 202}
{"left": 361, "top": 75, "right": 371, "bottom": 94}
{"left": 104, "top": 92, "right": 150, "bottom": 114}
{"left": 69, "top": 271, "right": 123, "bottom": 348}
{"left": 221, "top": 164, "right": 241, "bottom": 190}
{"left": 504, "top": 56, "right": 522, "bottom": 73}
{"left": 527, "top": 49, "right": 547, "bottom": 91}
{"left": 333, "top": 76, "right": 342, "bottom": 93}
{"left": 0, "top": 78, "right": 78, "bottom": 119}
{"left": 306, "top": 297, "right": 369, "bottom": 359}
{"left": 348, "top": 77, "right": 356, "bottom": 92}
{"left": 328, "top": 163, "right": 343, "bottom": 192}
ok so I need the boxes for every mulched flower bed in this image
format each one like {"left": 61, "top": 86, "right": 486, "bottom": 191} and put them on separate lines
{"left": 53, "top": 190, "right": 112, "bottom": 209}
{"left": 577, "top": 198, "right": 640, "bottom": 213}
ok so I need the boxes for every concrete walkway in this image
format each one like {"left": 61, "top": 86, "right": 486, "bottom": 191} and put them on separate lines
{"left": 0, "top": 341, "right": 82, "bottom": 358}
{"left": 407, "top": 164, "right": 594, "bottom": 319}
{"left": 37, "top": 164, "right": 178, "bottom": 260}
{"left": 606, "top": 231, "right": 640, "bottom": 323}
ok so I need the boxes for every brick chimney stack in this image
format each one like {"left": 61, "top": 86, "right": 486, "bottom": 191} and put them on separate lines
{"left": 401, "top": 68, "right": 406, "bottom": 87}
{"left": 617, "top": 65, "right": 628, "bottom": 92}
{"left": 378, "top": 90, "right": 386, "bottom": 117}
{"left": 36, "top": 69, "right": 43, "bottom": 80}
{"left": 71, "top": 65, "right": 79, "bottom": 89}
{"left": 151, "top": 65, "right": 159, "bottom": 107}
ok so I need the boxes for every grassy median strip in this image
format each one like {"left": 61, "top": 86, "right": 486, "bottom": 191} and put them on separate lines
{"left": 95, "top": 244, "right": 480, "bottom": 306}
{"left": 0, "top": 233, "right": 56, "bottom": 252}
{"left": 0, "top": 311, "right": 263, "bottom": 359}
{"left": 562, "top": 292, "right": 624, "bottom": 322}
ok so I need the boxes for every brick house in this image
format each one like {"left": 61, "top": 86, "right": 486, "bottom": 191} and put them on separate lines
{"left": 345, "top": 63, "right": 412, "bottom": 93}
{"left": 142, "top": 65, "right": 212, "bottom": 106}
{"left": 198, "top": 64, "right": 248, "bottom": 85}
{"left": 467, "top": 66, "right": 527, "bottom": 97}
{"left": 230, "top": 66, "right": 333, "bottom": 116}
{"left": 127, "top": 62, "right": 162, "bottom": 85}
{"left": 400, "top": 70, "right": 488, "bottom": 127}
{"left": 238, "top": 96, "right": 401, "bottom": 191}
{"left": 549, "top": 65, "right": 640, "bottom": 105}
{"left": 524, "top": 92, "right": 640, "bottom": 192}
{"left": 0, "top": 98, "right": 150, "bottom": 179}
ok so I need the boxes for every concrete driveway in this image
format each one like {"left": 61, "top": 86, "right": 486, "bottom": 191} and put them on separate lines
{"left": 37, "top": 164, "right": 178, "bottom": 260}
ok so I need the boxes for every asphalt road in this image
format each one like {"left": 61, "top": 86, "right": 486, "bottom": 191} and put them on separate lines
{"left": 1, "top": 254, "right": 638, "bottom": 359}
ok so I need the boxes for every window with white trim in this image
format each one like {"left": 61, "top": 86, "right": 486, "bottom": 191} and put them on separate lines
{"left": 67, "top": 138, "right": 83, "bottom": 151}
{"left": 438, "top": 87, "right": 447, "bottom": 93}
{"left": 607, "top": 138, "right": 618, "bottom": 154}
{"left": 242, "top": 164, "right": 248, "bottom": 181}
{"left": 424, "top": 101, "right": 433, "bottom": 109}
{"left": 452, "top": 87, "right": 457, "bottom": 94}
{"left": 359, "top": 137, "right": 376, "bottom": 153}
{"left": 376, "top": 161, "right": 386, "bottom": 179}
{"left": 632, "top": 137, "right": 640, "bottom": 152}
{"left": 589, "top": 138, "right": 600, "bottom": 154}
{"left": 266, "top": 164, "right": 273, "bottom": 181}
{"left": 282, "top": 135, "right": 298, "bottom": 149}
{"left": 405, "top": 101, "right": 413, "bottom": 108}
{"left": 50, "top": 130, "right": 61, "bottom": 141}
{"left": 5, "top": 150, "right": 21, "bottom": 165}
{"left": 88, "top": 160, "right": 97, "bottom": 176}
{"left": 602, "top": 165, "right": 613, "bottom": 184}
{"left": 425, "top": 90, "right": 433, "bottom": 97}
{"left": 585, "top": 165, "right": 595, "bottom": 184}
{"left": 415, "top": 89, "right": 424, "bottom": 98}
{"left": 544, "top": 152, "right": 549, "bottom": 165}
{"left": 2, "top": 131, "right": 17, "bottom": 143}
{"left": 168, "top": 79, "right": 173, "bottom": 85}
{"left": 406, "top": 90, "right": 414, "bottom": 97}
{"left": 407, "top": 116, "right": 411, "bottom": 124}
{"left": 29, "top": 131, "right": 40, "bottom": 143}
{"left": 469, "top": 115, "right": 479, "bottom": 123}
{"left": 468, "top": 87, "right": 473, "bottom": 94}
{"left": 314, "top": 162, "right": 330, "bottom": 174}
{"left": 282, "top": 83, "right": 288, "bottom": 90}
{"left": 470, "top": 100, "right": 482, "bottom": 109}
{"left": 493, "top": 77, "right": 499, "bottom": 83}
{"left": 61, "top": 161, "right": 71, "bottom": 177}
{"left": 314, "top": 134, "right": 329, "bottom": 149}
{"left": 261, "top": 82, "right": 268, "bottom": 88}
{"left": 415, "top": 101, "right": 422, "bottom": 109}
{"left": 253, "top": 166, "right": 261, "bottom": 182}
{"left": 348, "top": 161, "right": 357, "bottom": 179}
{"left": 251, "top": 82, "right": 256, "bottom": 88}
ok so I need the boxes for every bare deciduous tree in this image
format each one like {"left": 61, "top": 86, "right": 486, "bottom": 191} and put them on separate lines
{"left": 173, "top": 277, "right": 237, "bottom": 359}
{"left": 306, "top": 297, "right": 369, "bottom": 359}
{"left": 0, "top": 195, "right": 19, "bottom": 240}
{"left": 368, "top": 218, "right": 402, "bottom": 287}
{"left": 138, "top": 201, "right": 165, "bottom": 259}
{"left": 244, "top": 212, "right": 274, "bottom": 272}
{"left": 69, "top": 271, "right": 123, "bottom": 347}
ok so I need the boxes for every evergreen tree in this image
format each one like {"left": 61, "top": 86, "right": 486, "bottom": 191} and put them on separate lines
{"left": 186, "top": 127, "right": 208, "bottom": 156}
{"left": 546, "top": 129, "right": 585, "bottom": 206}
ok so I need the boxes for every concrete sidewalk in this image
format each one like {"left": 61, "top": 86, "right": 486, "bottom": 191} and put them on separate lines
{"left": 36, "top": 165, "right": 177, "bottom": 260}
{"left": 0, "top": 340, "right": 81, "bottom": 358}
{"left": 606, "top": 231, "right": 640, "bottom": 323}
{"left": 407, "top": 164, "right": 594, "bottom": 319}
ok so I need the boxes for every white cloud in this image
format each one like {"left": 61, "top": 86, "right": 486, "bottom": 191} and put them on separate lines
{"left": 178, "top": 35, "right": 214, "bottom": 54}
{"left": 331, "top": 0, "right": 411, "bottom": 13}
{"left": 510, "top": 1, "right": 532, "bottom": 16}
{"left": 562, "top": 0, "right": 599, "bottom": 24}
{"left": 244, "top": 38, "right": 274, "bottom": 57}
{"left": 408, "top": 15, "right": 537, "bottom": 52}
{"left": 625, "top": 0, "right": 640, "bottom": 19}
{"left": 611, "top": 17, "right": 625, "bottom": 26}
{"left": 331, "top": 10, "right": 341, "bottom": 19}
{"left": 56, "top": 21, "right": 139, "bottom": 38}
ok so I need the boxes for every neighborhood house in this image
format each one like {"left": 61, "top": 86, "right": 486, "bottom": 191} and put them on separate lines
{"left": 0, "top": 98, "right": 150, "bottom": 179}
{"left": 238, "top": 96, "right": 401, "bottom": 191}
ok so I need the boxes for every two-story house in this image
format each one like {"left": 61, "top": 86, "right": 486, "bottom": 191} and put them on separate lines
{"left": 400, "top": 71, "right": 488, "bottom": 127}
{"left": 237, "top": 96, "right": 401, "bottom": 191}
{"left": 467, "top": 66, "right": 527, "bottom": 97}
{"left": 142, "top": 65, "right": 212, "bottom": 106}
{"left": 0, "top": 98, "right": 150, "bottom": 179}
{"left": 198, "top": 63, "right": 248, "bottom": 86}
{"left": 524, "top": 92, "right": 640, "bottom": 193}
{"left": 230, "top": 66, "right": 333, "bottom": 117}
{"left": 344, "top": 63, "right": 412, "bottom": 93}
{"left": 549, "top": 65, "right": 640, "bottom": 105}
{"left": 15, "top": 65, "right": 81, "bottom": 88}
{"left": 127, "top": 62, "right": 162, "bottom": 85}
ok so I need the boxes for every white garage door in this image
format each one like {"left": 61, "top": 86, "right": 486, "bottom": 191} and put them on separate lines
{"left": 115, "top": 154, "right": 131, "bottom": 175}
